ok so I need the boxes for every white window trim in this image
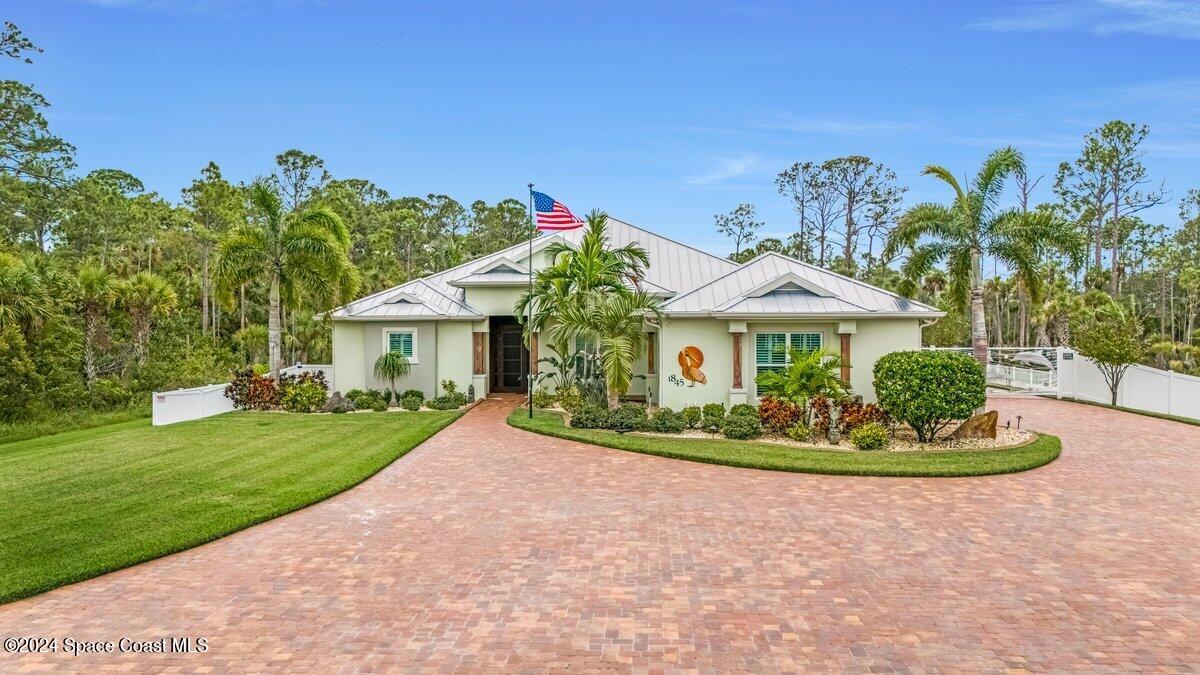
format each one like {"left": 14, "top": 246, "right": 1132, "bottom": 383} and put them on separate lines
{"left": 382, "top": 326, "right": 419, "bottom": 364}
{"left": 754, "top": 331, "right": 823, "bottom": 374}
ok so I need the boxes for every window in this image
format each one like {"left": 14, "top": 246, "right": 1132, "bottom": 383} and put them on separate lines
{"left": 754, "top": 332, "right": 822, "bottom": 374}
{"left": 383, "top": 328, "right": 418, "bottom": 363}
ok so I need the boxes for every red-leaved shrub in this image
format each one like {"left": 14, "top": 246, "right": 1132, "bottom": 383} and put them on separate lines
{"left": 225, "top": 368, "right": 280, "bottom": 410}
{"left": 757, "top": 396, "right": 803, "bottom": 433}
{"left": 811, "top": 396, "right": 888, "bottom": 435}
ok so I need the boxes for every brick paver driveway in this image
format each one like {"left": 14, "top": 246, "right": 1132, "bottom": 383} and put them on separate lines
{"left": 2, "top": 397, "right": 1198, "bottom": 672}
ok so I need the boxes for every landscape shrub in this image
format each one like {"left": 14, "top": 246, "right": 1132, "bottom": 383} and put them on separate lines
{"left": 225, "top": 367, "right": 279, "bottom": 410}
{"left": 368, "top": 398, "right": 387, "bottom": 412}
{"left": 345, "top": 389, "right": 368, "bottom": 405}
{"left": 322, "top": 392, "right": 355, "bottom": 414}
{"left": 784, "top": 421, "right": 810, "bottom": 442}
{"left": 399, "top": 392, "right": 423, "bottom": 411}
{"left": 873, "top": 350, "right": 986, "bottom": 442}
{"left": 849, "top": 422, "right": 890, "bottom": 451}
{"left": 721, "top": 413, "right": 762, "bottom": 440}
{"left": 569, "top": 403, "right": 611, "bottom": 429}
{"left": 281, "top": 379, "right": 327, "bottom": 413}
{"left": 89, "top": 377, "right": 133, "bottom": 410}
{"left": 531, "top": 388, "right": 556, "bottom": 409}
{"left": 648, "top": 407, "right": 686, "bottom": 433}
{"left": 701, "top": 403, "right": 726, "bottom": 431}
{"left": 810, "top": 397, "right": 888, "bottom": 435}
{"left": 556, "top": 385, "right": 583, "bottom": 413}
{"left": 438, "top": 380, "right": 468, "bottom": 407}
{"left": 425, "top": 396, "right": 460, "bottom": 410}
{"left": 728, "top": 403, "right": 757, "bottom": 418}
{"left": 609, "top": 403, "right": 648, "bottom": 431}
{"left": 401, "top": 389, "right": 425, "bottom": 401}
{"left": 757, "top": 396, "right": 802, "bottom": 433}
{"left": 346, "top": 389, "right": 386, "bottom": 411}
{"left": 681, "top": 406, "right": 702, "bottom": 429}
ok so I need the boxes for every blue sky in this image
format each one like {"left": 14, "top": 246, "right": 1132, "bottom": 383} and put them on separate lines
{"left": 7, "top": 0, "right": 1200, "bottom": 254}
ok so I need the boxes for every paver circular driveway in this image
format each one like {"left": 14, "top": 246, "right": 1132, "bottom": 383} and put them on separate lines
{"left": 1, "top": 397, "right": 1197, "bottom": 672}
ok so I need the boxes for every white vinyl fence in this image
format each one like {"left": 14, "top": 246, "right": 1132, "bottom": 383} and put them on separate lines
{"left": 928, "top": 346, "right": 1200, "bottom": 422}
{"left": 1058, "top": 350, "right": 1200, "bottom": 420}
{"left": 152, "top": 383, "right": 234, "bottom": 426}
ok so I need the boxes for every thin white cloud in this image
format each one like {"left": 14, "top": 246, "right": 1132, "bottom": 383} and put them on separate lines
{"left": 970, "top": 0, "right": 1200, "bottom": 41}
{"left": 682, "top": 154, "right": 765, "bottom": 186}
{"left": 760, "top": 115, "right": 915, "bottom": 136}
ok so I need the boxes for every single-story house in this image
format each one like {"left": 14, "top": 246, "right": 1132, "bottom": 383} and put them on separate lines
{"left": 328, "top": 217, "right": 943, "bottom": 407}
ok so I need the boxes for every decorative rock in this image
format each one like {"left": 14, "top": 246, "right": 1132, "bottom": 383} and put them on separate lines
{"left": 949, "top": 410, "right": 998, "bottom": 440}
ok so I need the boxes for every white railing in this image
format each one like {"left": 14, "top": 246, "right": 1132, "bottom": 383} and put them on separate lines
{"left": 925, "top": 346, "right": 1200, "bottom": 422}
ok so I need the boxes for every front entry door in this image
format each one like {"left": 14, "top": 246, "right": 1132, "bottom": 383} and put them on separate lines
{"left": 490, "top": 317, "right": 529, "bottom": 393}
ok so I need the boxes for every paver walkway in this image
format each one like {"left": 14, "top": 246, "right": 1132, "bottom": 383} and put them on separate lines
{"left": 1, "top": 396, "right": 1197, "bottom": 672}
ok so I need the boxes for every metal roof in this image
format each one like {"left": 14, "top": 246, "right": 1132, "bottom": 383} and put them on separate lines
{"left": 662, "top": 252, "right": 942, "bottom": 318}
{"left": 331, "top": 221, "right": 941, "bottom": 321}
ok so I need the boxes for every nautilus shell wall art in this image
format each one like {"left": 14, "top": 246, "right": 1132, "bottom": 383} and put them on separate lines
{"left": 677, "top": 346, "right": 706, "bottom": 386}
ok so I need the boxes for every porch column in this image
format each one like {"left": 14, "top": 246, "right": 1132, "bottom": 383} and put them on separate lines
{"left": 728, "top": 320, "right": 748, "bottom": 405}
{"left": 647, "top": 332, "right": 656, "bottom": 375}
{"left": 837, "top": 320, "right": 856, "bottom": 386}
{"left": 471, "top": 320, "right": 489, "bottom": 397}
{"left": 529, "top": 332, "right": 539, "bottom": 382}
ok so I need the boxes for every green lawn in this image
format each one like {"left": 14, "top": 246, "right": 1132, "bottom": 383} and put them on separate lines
{"left": 509, "top": 409, "right": 1060, "bottom": 478}
{"left": 0, "top": 410, "right": 461, "bottom": 604}
{"left": 0, "top": 406, "right": 151, "bottom": 446}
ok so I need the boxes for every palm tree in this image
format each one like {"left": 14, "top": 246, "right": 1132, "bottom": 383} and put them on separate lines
{"left": 754, "top": 347, "right": 847, "bottom": 416}
{"left": 286, "top": 312, "right": 329, "bottom": 364}
{"left": 76, "top": 264, "right": 114, "bottom": 386}
{"left": 233, "top": 324, "right": 269, "bottom": 366}
{"left": 116, "top": 271, "right": 177, "bottom": 365}
{"left": 548, "top": 289, "right": 663, "bottom": 409}
{"left": 373, "top": 351, "right": 410, "bottom": 404}
{"left": 0, "top": 253, "right": 52, "bottom": 333}
{"left": 515, "top": 211, "right": 651, "bottom": 346}
{"left": 886, "top": 147, "right": 1082, "bottom": 366}
{"left": 215, "top": 183, "right": 356, "bottom": 379}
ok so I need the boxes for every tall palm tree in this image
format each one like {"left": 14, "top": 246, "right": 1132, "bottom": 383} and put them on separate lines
{"left": 76, "top": 264, "right": 114, "bottom": 386}
{"left": 548, "top": 289, "right": 663, "bottom": 409}
{"left": 515, "top": 211, "right": 651, "bottom": 346}
{"left": 286, "top": 312, "right": 330, "bottom": 364}
{"left": 886, "top": 147, "right": 1082, "bottom": 366}
{"left": 215, "top": 183, "right": 356, "bottom": 379}
{"left": 116, "top": 271, "right": 177, "bottom": 366}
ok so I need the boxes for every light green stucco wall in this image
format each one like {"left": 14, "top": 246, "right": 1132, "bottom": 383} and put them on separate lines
{"left": 332, "top": 320, "right": 439, "bottom": 397}
{"left": 436, "top": 321, "right": 474, "bottom": 397}
{"left": 463, "top": 287, "right": 523, "bottom": 317}
{"left": 332, "top": 321, "right": 366, "bottom": 392}
{"left": 655, "top": 317, "right": 923, "bottom": 408}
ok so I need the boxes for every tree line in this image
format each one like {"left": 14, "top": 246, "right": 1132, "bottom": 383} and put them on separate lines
{"left": 0, "top": 22, "right": 532, "bottom": 423}
{"left": 714, "top": 124, "right": 1200, "bottom": 376}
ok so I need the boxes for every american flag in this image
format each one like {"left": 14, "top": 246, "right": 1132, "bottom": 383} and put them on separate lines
{"left": 532, "top": 191, "right": 584, "bottom": 230}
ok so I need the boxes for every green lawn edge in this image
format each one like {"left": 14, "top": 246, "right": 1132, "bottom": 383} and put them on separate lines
{"left": 0, "top": 407, "right": 152, "bottom": 447}
{"left": 1059, "top": 396, "right": 1200, "bottom": 428}
{"left": 508, "top": 409, "right": 1060, "bottom": 478}
{"left": 0, "top": 410, "right": 462, "bottom": 604}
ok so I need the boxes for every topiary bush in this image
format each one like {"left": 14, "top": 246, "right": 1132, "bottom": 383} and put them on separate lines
{"left": 729, "top": 403, "right": 757, "bottom": 418}
{"left": 849, "top": 422, "right": 889, "bottom": 451}
{"left": 400, "top": 392, "right": 423, "bottom": 411}
{"left": 648, "top": 407, "right": 687, "bottom": 434}
{"left": 681, "top": 406, "right": 702, "bottom": 429}
{"left": 569, "top": 403, "right": 611, "bottom": 429}
{"left": 873, "top": 350, "right": 986, "bottom": 442}
{"left": 721, "top": 413, "right": 762, "bottom": 440}
{"left": 609, "top": 403, "right": 648, "bottom": 431}
{"left": 701, "top": 403, "right": 726, "bottom": 431}
{"left": 281, "top": 379, "right": 327, "bottom": 413}
{"left": 757, "top": 396, "right": 802, "bottom": 433}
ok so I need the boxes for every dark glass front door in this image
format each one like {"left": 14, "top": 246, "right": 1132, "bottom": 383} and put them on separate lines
{"left": 489, "top": 317, "right": 529, "bottom": 393}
